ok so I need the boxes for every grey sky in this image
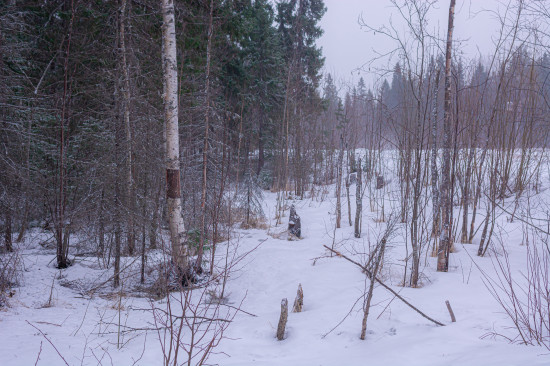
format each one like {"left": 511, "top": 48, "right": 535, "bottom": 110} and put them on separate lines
{"left": 318, "top": 0, "right": 505, "bottom": 91}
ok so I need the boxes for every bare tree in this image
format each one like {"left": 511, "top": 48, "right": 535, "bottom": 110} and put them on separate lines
{"left": 336, "top": 135, "right": 344, "bottom": 228}
{"left": 354, "top": 158, "right": 362, "bottom": 238}
{"left": 119, "top": 0, "right": 135, "bottom": 256}
{"left": 197, "top": 0, "right": 215, "bottom": 271}
{"left": 437, "top": 0, "right": 456, "bottom": 272}
{"left": 431, "top": 68, "right": 441, "bottom": 241}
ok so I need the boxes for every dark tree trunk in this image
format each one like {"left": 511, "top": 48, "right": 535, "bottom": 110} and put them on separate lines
{"left": 354, "top": 158, "right": 362, "bottom": 238}
{"left": 257, "top": 118, "right": 265, "bottom": 175}
{"left": 438, "top": 0, "right": 456, "bottom": 272}
{"left": 4, "top": 208, "right": 13, "bottom": 252}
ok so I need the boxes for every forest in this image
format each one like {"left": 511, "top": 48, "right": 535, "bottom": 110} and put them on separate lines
{"left": 1, "top": 0, "right": 550, "bottom": 365}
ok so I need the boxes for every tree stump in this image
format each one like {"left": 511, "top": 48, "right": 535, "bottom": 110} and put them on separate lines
{"left": 277, "top": 298, "right": 288, "bottom": 340}
{"left": 376, "top": 175, "right": 384, "bottom": 190}
{"left": 292, "top": 284, "right": 303, "bottom": 313}
{"left": 288, "top": 204, "right": 301, "bottom": 238}
{"left": 445, "top": 300, "right": 456, "bottom": 322}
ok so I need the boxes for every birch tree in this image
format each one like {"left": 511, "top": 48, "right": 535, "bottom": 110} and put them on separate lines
{"left": 161, "top": 0, "right": 187, "bottom": 271}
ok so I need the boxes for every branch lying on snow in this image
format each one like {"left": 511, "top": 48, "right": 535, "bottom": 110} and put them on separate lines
{"left": 323, "top": 245, "right": 445, "bottom": 327}
{"left": 26, "top": 320, "right": 70, "bottom": 366}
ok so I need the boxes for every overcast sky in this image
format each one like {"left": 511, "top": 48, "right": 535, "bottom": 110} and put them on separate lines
{"left": 318, "top": 0, "right": 507, "bottom": 92}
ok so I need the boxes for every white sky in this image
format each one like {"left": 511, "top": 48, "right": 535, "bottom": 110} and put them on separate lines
{"left": 319, "top": 0, "right": 507, "bottom": 92}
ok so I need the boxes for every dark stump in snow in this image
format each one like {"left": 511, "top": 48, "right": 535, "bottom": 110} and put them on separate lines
{"left": 288, "top": 204, "right": 301, "bottom": 238}
{"left": 376, "top": 175, "right": 385, "bottom": 190}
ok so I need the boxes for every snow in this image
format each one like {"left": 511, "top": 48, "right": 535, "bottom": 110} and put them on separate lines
{"left": 2, "top": 170, "right": 550, "bottom": 365}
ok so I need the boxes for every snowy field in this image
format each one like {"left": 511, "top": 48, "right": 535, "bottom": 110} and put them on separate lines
{"left": 1, "top": 169, "right": 550, "bottom": 366}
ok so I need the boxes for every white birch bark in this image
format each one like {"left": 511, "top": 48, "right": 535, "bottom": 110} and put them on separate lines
{"left": 161, "top": 0, "right": 187, "bottom": 269}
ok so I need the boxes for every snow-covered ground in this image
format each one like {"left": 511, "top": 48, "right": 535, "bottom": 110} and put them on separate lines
{"left": 1, "top": 176, "right": 550, "bottom": 365}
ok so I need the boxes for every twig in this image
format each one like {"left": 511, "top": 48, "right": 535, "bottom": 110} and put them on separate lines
{"left": 34, "top": 321, "right": 62, "bottom": 327}
{"left": 322, "top": 294, "right": 364, "bottom": 339}
{"left": 34, "top": 341, "right": 43, "bottom": 366}
{"left": 323, "top": 245, "right": 445, "bottom": 326}
{"left": 72, "top": 300, "right": 91, "bottom": 336}
{"left": 219, "top": 303, "right": 258, "bottom": 317}
{"left": 86, "top": 256, "right": 141, "bottom": 295}
{"left": 26, "top": 320, "right": 70, "bottom": 366}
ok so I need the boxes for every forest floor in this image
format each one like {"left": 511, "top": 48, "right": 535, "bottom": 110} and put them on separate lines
{"left": 1, "top": 179, "right": 550, "bottom": 365}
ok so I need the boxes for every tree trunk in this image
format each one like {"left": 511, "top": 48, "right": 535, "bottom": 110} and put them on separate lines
{"left": 4, "top": 207, "right": 13, "bottom": 252}
{"left": 461, "top": 149, "right": 474, "bottom": 243}
{"left": 346, "top": 177, "right": 352, "bottom": 226}
{"left": 431, "top": 68, "right": 441, "bottom": 240}
{"left": 98, "top": 190, "right": 105, "bottom": 257}
{"left": 56, "top": 0, "right": 75, "bottom": 270}
{"left": 354, "top": 158, "right": 362, "bottom": 238}
{"left": 257, "top": 117, "right": 265, "bottom": 175}
{"left": 114, "top": 217, "right": 121, "bottom": 288}
{"left": 438, "top": 0, "right": 456, "bottom": 273}
{"left": 197, "top": 0, "right": 214, "bottom": 271}
{"left": 119, "top": 0, "right": 135, "bottom": 256}
{"left": 161, "top": 0, "right": 187, "bottom": 271}
{"left": 150, "top": 183, "right": 161, "bottom": 250}
{"left": 360, "top": 237, "right": 386, "bottom": 340}
{"left": 141, "top": 185, "right": 147, "bottom": 284}
{"left": 336, "top": 135, "right": 344, "bottom": 228}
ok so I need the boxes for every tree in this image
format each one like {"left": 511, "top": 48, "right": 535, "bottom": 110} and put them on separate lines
{"left": 243, "top": 0, "right": 285, "bottom": 176}
{"left": 276, "top": 0, "right": 326, "bottom": 195}
{"left": 437, "top": 0, "right": 456, "bottom": 272}
{"left": 161, "top": 0, "right": 187, "bottom": 273}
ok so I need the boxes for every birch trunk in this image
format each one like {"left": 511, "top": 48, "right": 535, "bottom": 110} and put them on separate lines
{"left": 437, "top": 0, "right": 455, "bottom": 272}
{"left": 161, "top": 0, "right": 187, "bottom": 270}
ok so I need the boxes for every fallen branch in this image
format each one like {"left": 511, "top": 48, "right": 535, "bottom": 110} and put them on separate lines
{"left": 26, "top": 320, "right": 70, "bottom": 366}
{"left": 323, "top": 245, "right": 445, "bottom": 326}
